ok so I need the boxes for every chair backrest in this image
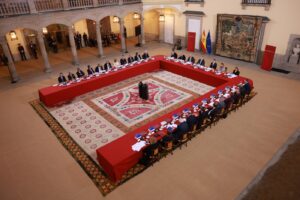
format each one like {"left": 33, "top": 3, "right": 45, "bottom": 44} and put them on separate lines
{"left": 165, "top": 141, "right": 173, "bottom": 150}
{"left": 153, "top": 147, "right": 159, "bottom": 156}
{"left": 180, "top": 133, "right": 188, "bottom": 142}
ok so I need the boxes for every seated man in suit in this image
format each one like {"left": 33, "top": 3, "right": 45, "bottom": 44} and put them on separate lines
{"left": 243, "top": 79, "right": 251, "bottom": 95}
{"left": 87, "top": 65, "right": 95, "bottom": 76}
{"left": 134, "top": 52, "right": 142, "bottom": 61}
{"left": 170, "top": 51, "right": 178, "bottom": 59}
{"left": 197, "top": 106, "right": 209, "bottom": 129}
{"left": 139, "top": 137, "right": 160, "bottom": 166}
{"left": 210, "top": 59, "right": 217, "bottom": 69}
{"left": 172, "top": 121, "right": 189, "bottom": 142}
{"left": 120, "top": 56, "right": 127, "bottom": 65}
{"left": 186, "top": 55, "right": 195, "bottom": 63}
{"left": 67, "top": 72, "right": 76, "bottom": 81}
{"left": 186, "top": 113, "right": 198, "bottom": 131}
{"left": 232, "top": 67, "right": 240, "bottom": 76}
{"left": 196, "top": 58, "right": 205, "bottom": 66}
{"left": 95, "top": 64, "right": 103, "bottom": 73}
{"left": 58, "top": 73, "right": 67, "bottom": 83}
{"left": 142, "top": 50, "right": 150, "bottom": 59}
{"left": 76, "top": 67, "right": 85, "bottom": 78}
{"left": 104, "top": 60, "right": 112, "bottom": 71}
{"left": 127, "top": 54, "right": 134, "bottom": 63}
{"left": 178, "top": 54, "right": 186, "bottom": 61}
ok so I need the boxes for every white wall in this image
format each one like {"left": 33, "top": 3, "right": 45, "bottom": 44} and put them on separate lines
{"left": 6, "top": 29, "right": 29, "bottom": 61}
{"left": 143, "top": 0, "right": 300, "bottom": 55}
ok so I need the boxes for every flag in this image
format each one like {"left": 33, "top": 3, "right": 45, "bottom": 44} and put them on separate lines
{"left": 200, "top": 30, "right": 206, "bottom": 54}
{"left": 206, "top": 31, "right": 212, "bottom": 54}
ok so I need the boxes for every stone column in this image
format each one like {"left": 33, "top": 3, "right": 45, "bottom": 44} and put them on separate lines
{"left": 0, "top": 36, "right": 19, "bottom": 83}
{"left": 37, "top": 31, "right": 52, "bottom": 72}
{"left": 68, "top": 26, "right": 79, "bottom": 65}
{"left": 140, "top": 15, "right": 145, "bottom": 45}
{"left": 95, "top": 21, "right": 104, "bottom": 57}
{"left": 92, "top": 0, "right": 98, "bottom": 7}
{"left": 159, "top": 20, "right": 165, "bottom": 42}
{"left": 119, "top": 18, "right": 127, "bottom": 53}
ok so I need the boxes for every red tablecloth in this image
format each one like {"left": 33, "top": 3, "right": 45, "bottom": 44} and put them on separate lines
{"left": 39, "top": 56, "right": 162, "bottom": 107}
{"left": 96, "top": 59, "right": 253, "bottom": 182}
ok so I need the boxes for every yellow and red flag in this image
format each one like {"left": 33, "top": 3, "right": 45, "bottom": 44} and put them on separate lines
{"left": 200, "top": 30, "right": 206, "bottom": 54}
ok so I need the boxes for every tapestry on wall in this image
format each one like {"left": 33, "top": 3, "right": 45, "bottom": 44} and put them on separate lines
{"left": 215, "top": 14, "right": 265, "bottom": 62}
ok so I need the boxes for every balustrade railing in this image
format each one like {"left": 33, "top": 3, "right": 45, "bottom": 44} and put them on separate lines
{"left": 0, "top": 0, "right": 30, "bottom": 17}
{"left": 0, "top": 0, "right": 141, "bottom": 17}
{"left": 34, "top": 0, "right": 63, "bottom": 12}
{"left": 98, "top": 0, "right": 118, "bottom": 7}
{"left": 123, "top": 0, "right": 141, "bottom": 4}
{"left": 242, "top": 0, "right": 271, "bottom": 5}
{"left": 68, "top": 0, "right": 93, "bottom": 8}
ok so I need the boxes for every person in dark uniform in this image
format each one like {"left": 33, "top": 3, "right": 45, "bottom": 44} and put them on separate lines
{"left": 104, "top": 60, "right": 112, "bottom": 71}
{"left": 67, "top": 72, "right": 76, "bottom": 81}
{"left": 87, "top": 65, "right": 95, "bottom": 75}
{"left": 95, "top": 64, "right": 103, "bottom": 73}
{"left": 83, "top": 32, "right": 88, "bottom": 47}
{"left": 29, "top": 41, "right": 38, "bottom": 59}
{"left": 76, "top": 67, "right": 85, "bottom": 78}
{"left": 141, "top": 83, "right": 149, "bottom": 100}
{"left": 18, "top": 43, "right": 27, "bottom": 60}
{"left": 138, "top": 81, "right": 143, "bottom": 99}
{"left": 58, "top": 73, "right": 67, "bottom": 83}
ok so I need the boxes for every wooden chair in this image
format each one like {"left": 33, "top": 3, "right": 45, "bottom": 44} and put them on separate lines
{"left": 178, "top": 132, "right": 189, "bottom": 149}
{"left": 161, "top": 140, "right": 174, "bottom": 157}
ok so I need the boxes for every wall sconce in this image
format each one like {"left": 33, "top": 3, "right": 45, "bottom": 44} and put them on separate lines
{"left": 10, "top": 31, "right": 18, "bottom": 40}
{"left": 133, "top": 12, "right": 140, "bottom": 20}
{"left": 113, "top": 16, "right": 120, "bottom": 23}
{"left": 159, "top": 15, "right": 165, "bottom": 22}
{"left": 42, "top": 27, "right": 48, "bottom": 34}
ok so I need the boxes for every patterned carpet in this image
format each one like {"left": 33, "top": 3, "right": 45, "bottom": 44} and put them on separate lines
{"left": 32, "top": 70, "right": 216, "bottom": 195}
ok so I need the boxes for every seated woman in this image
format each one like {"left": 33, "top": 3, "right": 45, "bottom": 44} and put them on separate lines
{"left": 232, "top": 67, "right": 240, "bottom": 75}
{"left": 113, "top": 58, "right": 120, "bottom": 68}
{"left": 170, "top": 51, "right": 178, "bottom": 59}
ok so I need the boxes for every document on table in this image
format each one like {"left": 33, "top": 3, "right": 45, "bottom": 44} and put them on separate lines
{"left": 132, "top": 141, "right": 146, "bottom": 152}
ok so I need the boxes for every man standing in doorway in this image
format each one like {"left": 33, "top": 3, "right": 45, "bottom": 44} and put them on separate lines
{"left": 18, "top": 43, "right": 27, "bottom": 61}
{"left": 29, "top": 41, "right": 38, "bottom": 59}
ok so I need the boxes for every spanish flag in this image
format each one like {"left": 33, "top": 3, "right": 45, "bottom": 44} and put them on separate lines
{"left": 201, "top": 30, "right": 206, "bottom": 54}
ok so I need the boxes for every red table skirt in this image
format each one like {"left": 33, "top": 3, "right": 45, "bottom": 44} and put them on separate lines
{"left": 39, "top": 56, "right": 253, "bottom": 182}
{"left": 96, "top": 58, "right": 253, "bottom": 182}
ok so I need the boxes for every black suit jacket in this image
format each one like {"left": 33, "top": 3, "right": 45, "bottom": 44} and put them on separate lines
{"left": 128, "top": 56, "right": 134, "bottom": 63}
{"left": 171, "top": 52, "right": 178, "bottom": 59}
{"left": 134, "top": 55, "right": 142, "bottom": 61}
{"left": 87, "top": 68, "right": 95, "bottom": 75}
{"left": 178, "top": 55, "right": 186, "bottom": 61}
{"left": 187, "top": 56, "right": 195, "bottom": 63}
{"left": 120, "top": 58, "right": 127, "bottom": 65}
{"left": 67, "top": 73, "right": 76, "bottom": 81}
{"left": 142, "top": 53, "right": 149, "bottom": 59}
{"left": 210, "top": 61, "right": 217, "bottom": 69}
{"left": 76, "top": 70, "right": 85, "bottom": 78}
{"left": 197, "top": 58, "right": 205, "bottom": 66}
{"left": 58, "top": 75, "right": 67, "bottom": 83}
{"left": 104, "top": 63, "right": 112, "bottom": 71}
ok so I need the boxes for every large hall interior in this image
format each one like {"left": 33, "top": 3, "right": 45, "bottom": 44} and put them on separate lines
{"left": 1, "top": 0, "right": 300, "bottom": 200}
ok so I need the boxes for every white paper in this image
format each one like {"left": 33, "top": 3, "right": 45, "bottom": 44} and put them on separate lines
{"left": 132, "top": 141, "right": 146, "bottom": 152}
